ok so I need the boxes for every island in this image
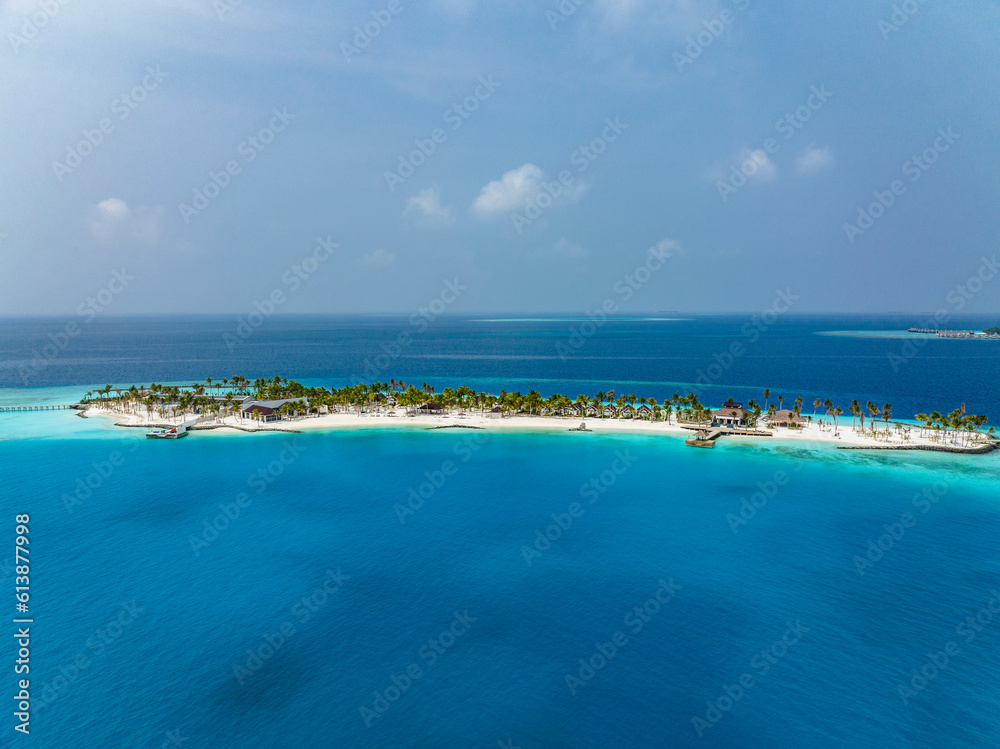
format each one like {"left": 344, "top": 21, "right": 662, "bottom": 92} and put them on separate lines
{"left": 74, "top": 378, "right": 997, "bottom": 454}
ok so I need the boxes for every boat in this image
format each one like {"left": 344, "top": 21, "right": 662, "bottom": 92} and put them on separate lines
{"left": 146, "top": 426, "right": 187, "bottom": 439}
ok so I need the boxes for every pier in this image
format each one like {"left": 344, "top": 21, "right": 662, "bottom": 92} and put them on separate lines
{"left": 684, "top": 426, "right": 773, "bottom": 447}
{"left": 0, "top": 403, "right": 81, "bottom": 413}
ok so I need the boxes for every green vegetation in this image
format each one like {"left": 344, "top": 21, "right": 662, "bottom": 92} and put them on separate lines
{"left": 79, "top": 378, "right": 993, "bottom": 444}
{"left": 984, "top": 327, "right": 1000, "bottom": 335}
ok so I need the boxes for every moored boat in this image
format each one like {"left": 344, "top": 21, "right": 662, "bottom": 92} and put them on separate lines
{"left": 146, "top": 426, "right": 187, "bottom": 439}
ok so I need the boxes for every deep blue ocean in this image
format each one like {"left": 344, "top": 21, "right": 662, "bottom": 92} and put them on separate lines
{"left": 1, "top": 315, "right": 999, "bottom": 748}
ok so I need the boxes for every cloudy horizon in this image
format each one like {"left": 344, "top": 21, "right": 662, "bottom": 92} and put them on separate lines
{"left": 2, "top": 0, "right": 998, "bottom": 316}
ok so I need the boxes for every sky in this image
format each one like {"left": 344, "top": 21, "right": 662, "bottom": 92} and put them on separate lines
{"left": 1, "top": 0, "right": 999, "bottom": 316}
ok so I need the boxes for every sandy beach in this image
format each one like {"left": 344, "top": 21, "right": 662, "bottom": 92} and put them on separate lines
{"left": 82, "top": 405, "right": 995, "bottom": 453}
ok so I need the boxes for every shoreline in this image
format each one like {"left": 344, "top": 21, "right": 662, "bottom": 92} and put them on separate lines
{"left": 80, "top": 405, "right": 997, "bottom": 454}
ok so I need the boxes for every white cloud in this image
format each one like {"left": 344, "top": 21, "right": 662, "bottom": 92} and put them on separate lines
{"left": 357, "top": 248, "right": 396, "bottom": 269}
{"left": 98, "top": 197, "right": 130, "bottom": 221}
{"left": 794, "top": 145, "right": 834, "bottom": 175}
{"left": 87, "top": 199, "right": 164, "bottom": 244}
{"left": 88, "top": 198, "right": 130, "bottom": 240}
{"left": 472, "top": 163, "right": 588, "bottom": 217}
{"left": 738, "top": 148, "right": 777, "bottom": 183}
{"left": 404, "top": 186, "right": 455, "bottom": 229}
{"left": 473, "top": 164, "right": 545, "bottom": 216}
{"left": 648, "top": 238, "right": 681, "bottom": 258}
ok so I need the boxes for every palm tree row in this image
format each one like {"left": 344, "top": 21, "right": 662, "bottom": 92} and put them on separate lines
{"left": 81, "top": 378, "right": 993, "bottom": 441}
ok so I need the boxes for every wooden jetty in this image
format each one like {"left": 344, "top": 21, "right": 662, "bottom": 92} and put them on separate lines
{"left": 0, "top": 403, "right": 81, "bottom": 413}
{"left": 685, "top": 426, "right": 772, "bottom": 448}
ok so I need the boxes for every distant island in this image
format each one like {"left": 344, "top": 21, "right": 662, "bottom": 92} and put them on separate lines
{"left": 76, "top": 378, "right": 996, "bottom": 454}
{"left": 908, "top": 327, "right": 1000, "bottom": 339}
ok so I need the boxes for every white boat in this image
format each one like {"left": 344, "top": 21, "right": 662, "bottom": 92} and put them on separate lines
{"left": 146, "top": 425, "right": 187, "bottom": 439}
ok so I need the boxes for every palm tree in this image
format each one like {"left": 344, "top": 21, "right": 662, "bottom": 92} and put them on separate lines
{"left": 813, "top": 398, "right": 821, "bottom": 418}
{"left": 763, "top": 389, "right": 770, "bottom": 411}
{"left": 867, "top": 402, "right": 879, "bottom": 435}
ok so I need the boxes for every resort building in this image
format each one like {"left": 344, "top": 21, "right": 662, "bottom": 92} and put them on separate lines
{"left": 241, "top": 397, "right": 308, "bottom": 422}
{"left": 712, "top": 401, "right": 753, "bottom": 427}
{"left": 766, "top": 409, "right": 806, "bottom": 427}
{"left": 636, "top": 404, "right": 653, "bottom": 419}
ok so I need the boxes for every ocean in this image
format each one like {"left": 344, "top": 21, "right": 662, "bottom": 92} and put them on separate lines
{"left": 1, "top": 314, "right": 999, "bottom": 748}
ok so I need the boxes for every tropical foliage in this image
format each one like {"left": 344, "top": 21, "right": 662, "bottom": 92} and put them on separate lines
{"left": 80, "top": 378, "right": 993, "bottom": 444}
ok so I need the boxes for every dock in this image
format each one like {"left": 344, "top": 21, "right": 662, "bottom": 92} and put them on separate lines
{"left": 0, "top": 403, "right": 81, "bottom": 413}
{"left": 684, "top": 426, "right": 773, "bottom": 447}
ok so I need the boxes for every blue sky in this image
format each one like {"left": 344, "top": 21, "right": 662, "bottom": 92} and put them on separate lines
{"left": 1, "top": 0, "right": 998, "bottom": 315}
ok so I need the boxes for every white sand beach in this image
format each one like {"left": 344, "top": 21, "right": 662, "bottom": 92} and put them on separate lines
{"left": 82, "top": 404, "right": 995, "bottom": 452}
